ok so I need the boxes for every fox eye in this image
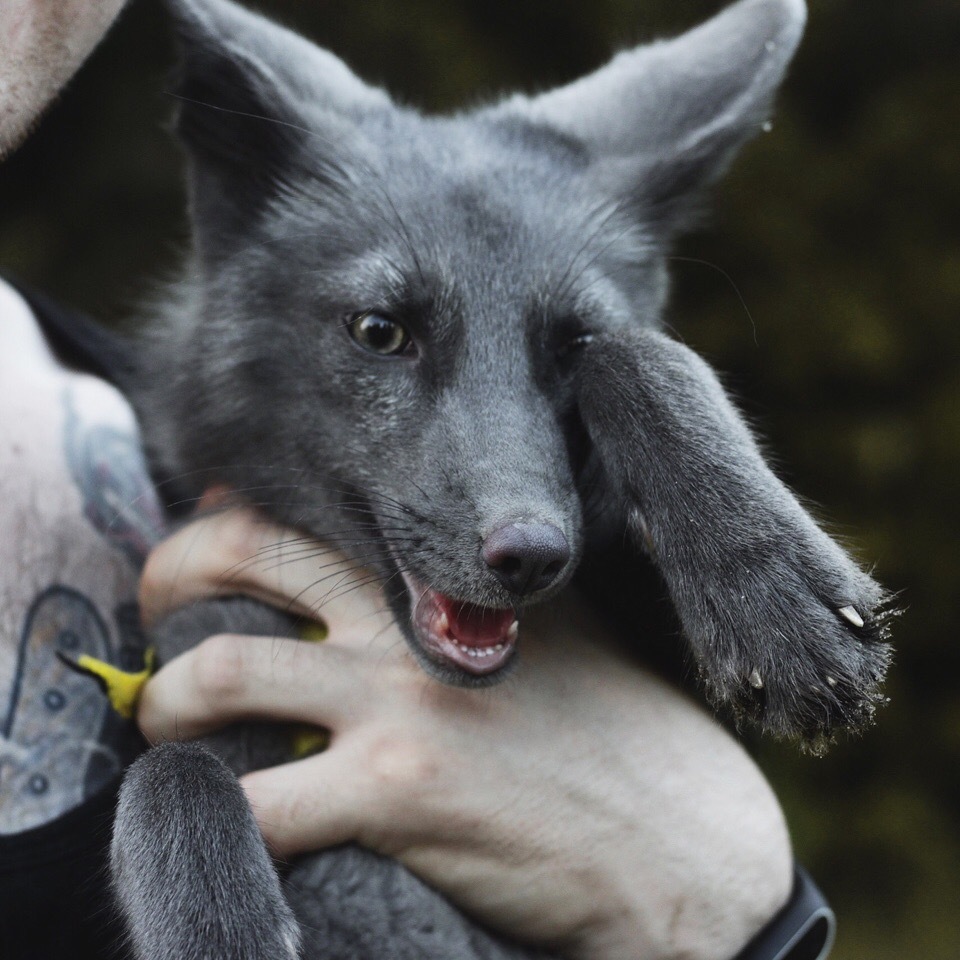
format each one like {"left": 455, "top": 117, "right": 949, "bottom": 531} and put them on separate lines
{"left": 557, "top": 331, "right": 594, "bottom": 360}
{"left": 347, "top": 312, "right": 413, "bottom": 357}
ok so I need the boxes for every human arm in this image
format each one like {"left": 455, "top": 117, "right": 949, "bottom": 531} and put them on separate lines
{"left": 137, "top": 505, "right": 794, "bottom": 960}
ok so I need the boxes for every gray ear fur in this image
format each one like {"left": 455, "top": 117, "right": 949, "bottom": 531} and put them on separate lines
{"left": 166, "top": 0, "right": 390, "bottom": 117}
{"left": 496, "top": 0, "right": 806, "bottom": 230}
{"left": 163, "top": 0, "right": 390, "bottom": 253}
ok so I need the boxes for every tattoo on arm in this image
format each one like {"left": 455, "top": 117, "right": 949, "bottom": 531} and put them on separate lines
{"left": 61, "top": 386, "right": 166, "bottom": 568}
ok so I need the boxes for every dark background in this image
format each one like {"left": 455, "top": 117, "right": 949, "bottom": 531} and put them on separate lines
{"left": 1, "top": 0, "right": 958, "bottom": 956}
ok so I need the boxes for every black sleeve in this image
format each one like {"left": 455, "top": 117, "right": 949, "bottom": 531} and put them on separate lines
{"left": 0, "top": 776, "right": 131, "bottom": 960}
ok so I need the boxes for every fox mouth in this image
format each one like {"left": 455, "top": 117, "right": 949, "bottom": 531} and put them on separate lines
{"left": 402, "top": 573, "right": 519, "bottom": 676}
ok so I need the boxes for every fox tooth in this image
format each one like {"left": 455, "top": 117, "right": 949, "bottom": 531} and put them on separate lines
{"left": 748, "top": 670, "right": 764, "bottom": 690}
{"left": 507, "top": 621, "right": 519, "bottom": 642}
{"left": 838, "top": 606, "right": 864, "bottom": 628}
{"left": 437, "top": 612, "right": 450, "bottom": 634}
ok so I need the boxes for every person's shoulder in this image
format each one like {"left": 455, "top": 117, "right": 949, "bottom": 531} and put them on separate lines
{"left": 0, "top": 277, "right": 64, "bottom": 376}
{"left": 0, "top": 277, "right": 135, "bottom": 386}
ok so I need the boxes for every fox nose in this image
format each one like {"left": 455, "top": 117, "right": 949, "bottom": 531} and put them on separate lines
{"left": 482, "top": 522, "right": 570, "bottom": 597}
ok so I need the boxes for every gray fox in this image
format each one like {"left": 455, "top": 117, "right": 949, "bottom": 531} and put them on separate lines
{"left": 112, "top": 0, "right": 891, "bottom": 956}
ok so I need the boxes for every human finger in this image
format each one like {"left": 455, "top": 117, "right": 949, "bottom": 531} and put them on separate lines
{"left": 242, "top": 749, "right": 371, "bottom": 857}
{"left": 139, "top": 505, "right": 387, "bottom": 632}
{"left": 137, "top": 633, "right": 363, "bottom": 742}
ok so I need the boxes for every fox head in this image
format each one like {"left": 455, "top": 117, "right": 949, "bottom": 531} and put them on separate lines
{"left": 140, "top": 0, "right": 806, "bottom": 684}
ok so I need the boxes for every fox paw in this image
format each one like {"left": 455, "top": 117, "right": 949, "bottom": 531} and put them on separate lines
{"left": 685, "top": 538, "right": 895, "bottom": 750}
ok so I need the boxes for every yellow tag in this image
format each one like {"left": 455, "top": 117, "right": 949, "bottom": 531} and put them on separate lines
{"left": 70, "top": 648, "right": 157, "bottom": 720}
{"left": 290, "top": 620, "right": 330, "bottom": 757}
{"left": 299, "top": 621, "right": 329, "bottom": 643}
{"left": 289, "top": 726, "right": 331, "bottom": 759}
{"left": 66, "top": 621, "right": 330, "bottom": 755}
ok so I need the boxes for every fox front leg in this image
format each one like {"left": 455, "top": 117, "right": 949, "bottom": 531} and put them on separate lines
{"left": 578, "top": 329, "right": 892, "bottom": 746}
{"left": 112, "top": 742, "right": 302, "bottom": 960}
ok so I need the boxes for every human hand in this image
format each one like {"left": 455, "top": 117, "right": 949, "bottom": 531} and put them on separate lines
{"left": 137, "top": 503, "right": 792, "bottom": 960}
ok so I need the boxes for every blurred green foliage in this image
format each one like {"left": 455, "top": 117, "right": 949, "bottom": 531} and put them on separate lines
{"left": 1, "top": 0, "right": 958, "bottom": 956}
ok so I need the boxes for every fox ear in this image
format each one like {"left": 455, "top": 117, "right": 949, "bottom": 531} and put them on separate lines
{"left": 498, "top": 0, "right": 806, "bottom": 233}
{"left": 164, "top": 0, "right": 390, "bottom": 254}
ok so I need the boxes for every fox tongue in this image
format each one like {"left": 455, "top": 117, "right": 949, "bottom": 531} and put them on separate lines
{"left": 404, "top": 574, "right": 518, "bottom": 675}
{"left": 443, "top": 599, "right": 516, "bottom": 648}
